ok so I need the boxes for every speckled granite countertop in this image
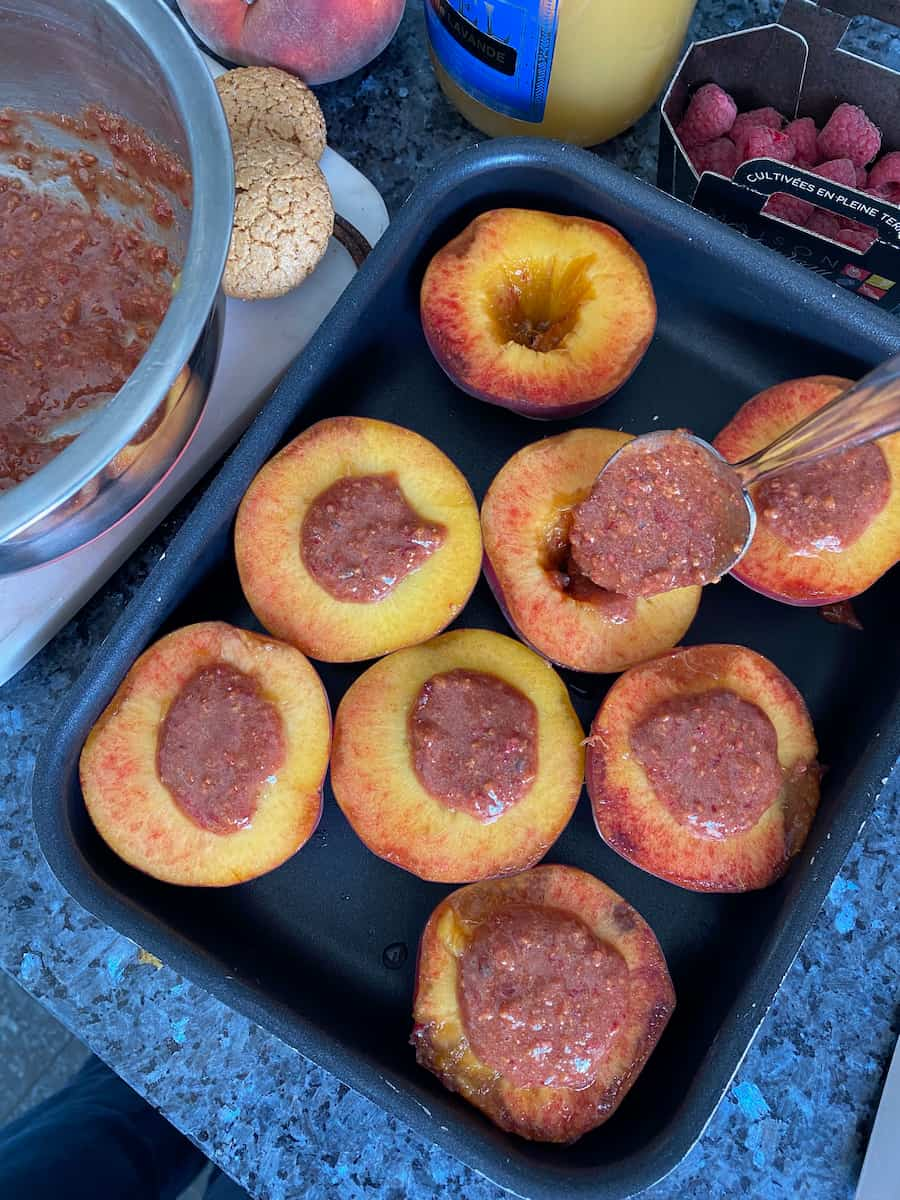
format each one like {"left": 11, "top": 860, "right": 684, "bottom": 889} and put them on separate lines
{"left": 3, "top": 2, "right": 900, "bottom": 1198}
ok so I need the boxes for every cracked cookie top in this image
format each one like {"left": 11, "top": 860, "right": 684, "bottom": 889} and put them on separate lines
{"left": 215, "top": 66, "right": 326, "bottom": 162}
{"left": 222, "top": 137, "right": 333, "bottom": 301}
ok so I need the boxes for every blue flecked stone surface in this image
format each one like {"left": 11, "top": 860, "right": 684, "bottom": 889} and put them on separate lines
{"left": 3, "top": 2, "right": 900, "bottom": 1198}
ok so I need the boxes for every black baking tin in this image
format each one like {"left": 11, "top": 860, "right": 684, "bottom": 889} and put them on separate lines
{"left": 32, "top": 142, "right": 900, "bottom": 1199}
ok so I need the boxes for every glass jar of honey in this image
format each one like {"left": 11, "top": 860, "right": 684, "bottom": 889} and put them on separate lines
{"left": 425, "top": 0, "right": 697, "bottom": 146}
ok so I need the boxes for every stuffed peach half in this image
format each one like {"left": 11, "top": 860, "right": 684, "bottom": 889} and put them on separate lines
{"left": 79, "top": 621, "right": 331, "bottom": 886}
{"left": 586, "top": 644, "right": 819, "bottom": 892}
{"left": 714, "top": 376, "right": 900, "bottom": 605}
{"left": 235, "top": 417, "right": 482, "bottom": 662}
{"left": 411, "top": 864, "right": 675, "bottom": 1142}
{"left": 481, "top": 428, "right": 702, "bottom": 673}
{"left": 331, "top": 629, "right": 584, "bottom": 882}
{"left": 420, "top": 209, "right": 656, "bottom": 419}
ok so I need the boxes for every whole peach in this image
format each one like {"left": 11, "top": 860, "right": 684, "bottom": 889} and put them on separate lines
{"left": 179, "top": 0, "right": 405, "bottom": 85}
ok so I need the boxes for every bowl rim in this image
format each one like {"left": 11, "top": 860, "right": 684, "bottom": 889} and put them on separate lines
{"left": 0, "top": 0, "right": 234, "bottom": 546}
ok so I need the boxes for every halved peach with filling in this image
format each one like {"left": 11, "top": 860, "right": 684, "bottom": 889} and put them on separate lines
{"left": 79, "top": 621, "right": 331, "bottom": 886}
{"left": 411, "top": 864, "right": 675, "bottom": 1143}
{"left": 481, "top": 429, "right": 702, "bottom": 673}
{"left": 420, "top": 209, "right": 656, "bottom": 419}
{"left": 586, "top": 644, "right": 819, "bottom": 892}
{"left": 235, "top": 416, "right": 482, "bottom": 662}
{"left": 713, "top": 376, "right": 900, "bottom": 605}
{"left": 331, "top": 629, "right": 584, "bottom": 882}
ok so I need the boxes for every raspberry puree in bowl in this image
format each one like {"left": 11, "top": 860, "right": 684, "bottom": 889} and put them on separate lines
{"left": 0, "top": 106, "right": 187, "bottom": 491}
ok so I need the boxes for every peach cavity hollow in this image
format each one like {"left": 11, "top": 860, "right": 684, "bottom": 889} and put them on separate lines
{"left": 420, "top": 208, "right": 657, "bottom": 418}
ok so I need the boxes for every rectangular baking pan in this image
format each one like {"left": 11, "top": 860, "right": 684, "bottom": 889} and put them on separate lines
{"left": 32, "top": 141, "right": 900, "bottom": 1199}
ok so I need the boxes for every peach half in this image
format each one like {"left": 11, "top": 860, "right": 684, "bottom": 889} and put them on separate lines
{"left": 79, "top": 621, "right": 331, "bottom": 886}
{"left": 481, "top": 428, "right": 702, "bottom": 673}
{"left": 411, "top": 864, "right": 675, "bottom": 1142}
{"left": 714, "top": 376, "right": 900, "bottom": 605}
{"left": 235, "top": 417, "right": 482, "bottom": 663}
{"left": 420, "top": 209, "right": 656, "bottom": 419}
{"left": 586, "top": 644, "right": 820, "bottom": 892}
{"left": 331, "top": 629, "right": 584, "bottom": 882}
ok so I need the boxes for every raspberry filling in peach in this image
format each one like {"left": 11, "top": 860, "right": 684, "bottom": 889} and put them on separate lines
{"left": 79, "top": 621, "right": 331, "bottom": 887}
{"left": 157, "top": 663, "right": 285, "bottom": 835}
{"left": 301, "top": 473, "right": 446, "bottom": 603}
{"left": 458, "top": 904, "right": 629, "bottom": 1090}
{"left": 409, "top": 669, "right": 537, "bottom": 822}
{"left": 570, "top": 431, "right": 747, "bottom": 597}
{"left": 755, "top": 445, "right": 889, "bottom": 553}
{"left": 631, "top": 689, "right": 781, "bottom": 840}
{"left": 411, "top": 864, "right": 674, "bottom": 1142}
{"left": 235, "top": 416, "right": 482, "bottom": 663}
{"left": 587, "top": 644, "right": 820, "bottom": 892}
{"left": 331, "top": 629, "right": 583, "bottom": 882}
{"left": 713, "top": 377, "right": 900, "bottom": 606}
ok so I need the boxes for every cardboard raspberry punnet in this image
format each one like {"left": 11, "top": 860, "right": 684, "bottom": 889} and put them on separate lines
{"left": 658, "top": 0, "right": 900, "bottom": 312}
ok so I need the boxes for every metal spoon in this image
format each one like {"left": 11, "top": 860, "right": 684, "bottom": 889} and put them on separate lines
{"left": 599, "top": 351, "right": 900, "bottom": 587}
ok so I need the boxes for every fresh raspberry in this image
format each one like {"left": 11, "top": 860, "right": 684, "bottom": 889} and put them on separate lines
{"left": 689, "top": 137, "right": 738, "bottom": 176}
{"left": 736, "top": 126, "right": 795, "bottom": 164}
{"left": 731, "top": 108, "right": 784, "bottom": 146}
{"left": 813, "top": 158, "right": 856, "bottom": 187}
{"left": 785, "top": 117, "right": 819, "bottom": 166}
{"left": 855, "top": 166, "right": 868, "bottom": 189}
{"left": 807, "top": 209, "right": 843, "bottom": 239}
{"left": 817, "top": 104, "right": 881, "bottom": 167}
{"left": 676, "top": 83, "right": 737, "bottom": 147}
{"left": 837, "top": 227, "right": 877, "bottom": 252}
{"left": 869, "top": 151, "right": 900, "bottom": 191}
{"left": 868, "top": 183, "right": 900, "bottom": 205}
{"left": 763, "top": 192, "right": 813, "bottom": 226}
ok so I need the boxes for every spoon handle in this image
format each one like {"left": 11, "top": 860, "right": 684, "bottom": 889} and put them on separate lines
{"left": 735, "top": 352, "right": 900, "bottom": 487}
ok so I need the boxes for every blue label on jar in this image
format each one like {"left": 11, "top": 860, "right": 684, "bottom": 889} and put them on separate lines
{"left": 425, "top": 0, "right": 560, "bottom": 123}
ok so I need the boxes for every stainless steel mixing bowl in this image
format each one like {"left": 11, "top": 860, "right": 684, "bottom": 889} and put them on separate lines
{"left": 0, "top": 0, "right": 234, "bottom": 573}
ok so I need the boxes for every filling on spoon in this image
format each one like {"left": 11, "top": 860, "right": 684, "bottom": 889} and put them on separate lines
{"left": 569, "top": 430, "right": 748, "bottom": 597}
